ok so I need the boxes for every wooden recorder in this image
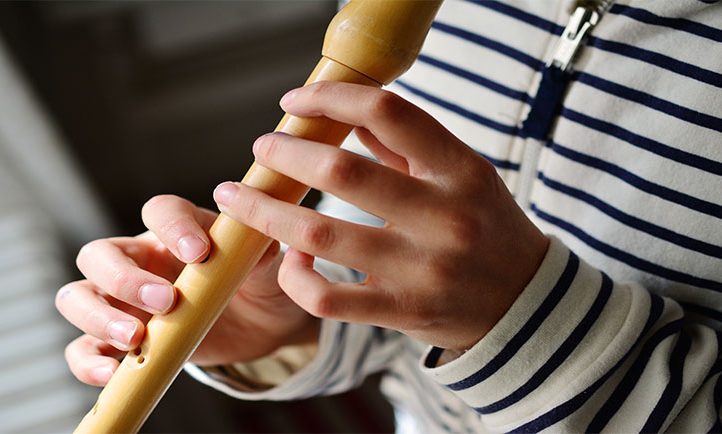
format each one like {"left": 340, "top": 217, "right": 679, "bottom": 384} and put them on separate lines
{"left": 74, "top": 1, "right": 442, "bottom": 432}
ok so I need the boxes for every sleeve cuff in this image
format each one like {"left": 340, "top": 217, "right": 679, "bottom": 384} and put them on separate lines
{"left": 419, "top": 235, "right": 640, "bottom": 421}
{"left": 185, "top": 319, "right": 345, "bottom": 401}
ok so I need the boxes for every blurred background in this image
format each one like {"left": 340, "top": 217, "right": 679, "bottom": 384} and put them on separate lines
{"left": 0, "top": 1, "right": 393, "bottom": 432}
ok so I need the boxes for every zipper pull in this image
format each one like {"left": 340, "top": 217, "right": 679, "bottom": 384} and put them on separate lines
{"left": 520, "top": 0, "right": 613, "bottom": 141}
{"left": 548, "top": 5, "right": 601, "bottom": 72}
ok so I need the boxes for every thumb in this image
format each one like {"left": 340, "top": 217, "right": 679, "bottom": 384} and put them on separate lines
{"left": 245, "top": 240, "right": 282, "bottom": 286}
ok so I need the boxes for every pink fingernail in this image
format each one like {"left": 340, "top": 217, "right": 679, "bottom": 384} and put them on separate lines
{"left": 178, "top": 235, "right": 207, "bottom": 263}
{"left": 139, "top": 283, "right": 175, "bottom": 313}
{"left": 279, "top": 89, "right": 297, "bottom": 107}
{"left": 214, "top": 182, "right": 239, "bottom": 206}
{"left": 92, "top": 366, "right": 114, "bottom": 383}
{"left": 107, "top": 320, "right": 137, "bottom": 348}
{"left": 253, "top": 132, "right": 276, "bottom": 155}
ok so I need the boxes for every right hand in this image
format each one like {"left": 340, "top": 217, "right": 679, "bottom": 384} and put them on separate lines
{"left": 56, "top": 195, "right": 319, "bottom": 386}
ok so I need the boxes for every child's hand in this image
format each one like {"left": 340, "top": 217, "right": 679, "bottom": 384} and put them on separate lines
{"left": 56, "top": 196, "right": 318, "bottom": 386}
{"left": 213, "top": 82, "right": 549, "bottom": 353}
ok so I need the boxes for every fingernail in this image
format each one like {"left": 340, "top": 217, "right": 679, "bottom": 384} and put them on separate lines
{"left": 252, "top": 134, "right": 269, "bottom": 155}
{"left": 139, "top": 283, "right": 175, "bottom": 313}
{"left": 107, "top": 320, "right": 137, "bottom": 348}
{"left": 178, "top": 235, "right": 207, "bottom": 263}
{"left": 279, "top": 89, "right": 297, "bottom": 107}
{"left": 92, "top": 366, "right": 114, "bottom": 383}
{"left": 214, "top": 182, "right": 239, "bottom": 206}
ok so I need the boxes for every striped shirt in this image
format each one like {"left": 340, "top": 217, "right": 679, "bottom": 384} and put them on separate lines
{"left": 187, "top": 1, "right": 722, "bottom": 432}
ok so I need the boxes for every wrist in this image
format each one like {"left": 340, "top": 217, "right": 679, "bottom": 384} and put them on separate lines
{"left": 281, "top": 316, "right": 321, "bottom": 348}
{"left": 466, "top": 232, "right": 551, "bottom": 351}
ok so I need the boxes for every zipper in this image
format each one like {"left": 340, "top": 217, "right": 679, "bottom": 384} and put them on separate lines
{"left": 548, "top": 0, "right": 614, "bottom": 72}
{"left": 516, "top": 0, "right": 613, "bottom": 208}
{"left": 521, "top": 0, "right": 613, "bottom": 140}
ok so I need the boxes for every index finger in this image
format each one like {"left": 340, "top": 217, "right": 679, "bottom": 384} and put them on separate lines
{"left": 279, "top": 82, "right": 464, "bottom": 174}
{"left": 141, "top": 195, "right": 216, "bottom": 264}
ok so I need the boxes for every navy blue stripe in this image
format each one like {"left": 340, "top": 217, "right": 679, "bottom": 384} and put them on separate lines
{"left": 394, "top": 80, "right": 521, "bottom": 171}
{"left": 511, "top": 294, "right": 666, "bottom": 433}
{"left": 532, "top": 203, "right": 722, "bottom": 293}
{"left": 417, "top": 42, "right": 722, "bottom": 144}
{"left": 441, "top": 403, "right": 462, "bottom": 418}
{"left": 424, "top": 346, "right": 444, "bottom": 368}
{"left": 465, "top": 0, "right": 722, "bottom": 87}
{"left": 464, "top": 0, "right": 564, "bottom": 35}
{"left": 609, "top": 4, "right": 722, "bottom": 43}
{"left": 372, "top": 325, "right": 388, "bottom": 343}
{"left": 642, "top": 331, "right": 692, "bottom": 432}
{"left": 585, "top": 318, "right": 685, "bottom": 433}
{"left": 476, "top": 273, "right": 613, "bottom": 414}
{"left": 430, "top": 21, "right": 544, "bottom": 70}
{"left": 549, "top": 141, "right": 722, "bottom": 220}
{"left": 394, "top": 79, "right": 520, "bottom": 138}
{"left": 588, "top": 37, "right": 722, "bottom": 88}
{"left": 447, "top": 252, "right": 580, "bottom": 391}
{"left": 574, "top": 73, "right": 722, "bottom": 134}
{"left": 679, "top": 301, "right": 722, "bottom": 323}
{"left": 562, "top": 107, "right": 722, "bottom": 176}
{"left": 416, "top": 53, "right": 532, "bottom": 103}
{"left": 537, "top": 172, "right": 722, "bottom": 260}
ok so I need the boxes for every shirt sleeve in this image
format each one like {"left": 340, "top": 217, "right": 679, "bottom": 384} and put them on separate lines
{"left": 420, "top": 235, "right": 722, "bottom": 433}
{"left": 185, "top": 319, "right": 403, "bottom": 401}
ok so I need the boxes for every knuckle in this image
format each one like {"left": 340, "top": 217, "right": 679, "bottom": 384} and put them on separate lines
{"left": 309, "top": 81, "right": 332, "bottom": 100}
{"left": 233, "top": 191, "right": 272, "bottom": 236}
{"left": 321, "top": 154, "right": 363, "bottom": 189}
{"left": 421, "top": 249, "right": 464, "bottom": 288}
{"left": 465, "top": 156, "right": 498, "bottom": 190}
{"left": 243, "top": 194, "right": 263, "bottom": 225}
{"left": 369, "top": 90, "right": 406, "bottom": 122}
{"left": 87, "top": 309, "right": 109, "bottom": 336}
{"left": 428, "top": 258, "right": 458, "bottom": 285}
{"left": 305, "top": 288, "right": 335, "bottom": 318}
{"left": 392, "top": 293, "right": 437, "bottom": 331}
{"left": 444, "top": 210, "right": 481, "bottom": 247}
{"left": 109, "top": 267, "right": 134, "bottom": 296}
{"left": 299, "top": 220, "right": 334, "bottom": 251}
{"left": 158, "top": 216, "right": 188, "bottom": 239}
{"left": 406, "top": 305, "right": 439, "bottom": 331}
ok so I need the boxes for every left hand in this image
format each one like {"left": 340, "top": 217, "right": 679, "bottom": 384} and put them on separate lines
{"left": 213, "top": 82, "right": 549, "bottom": 352}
